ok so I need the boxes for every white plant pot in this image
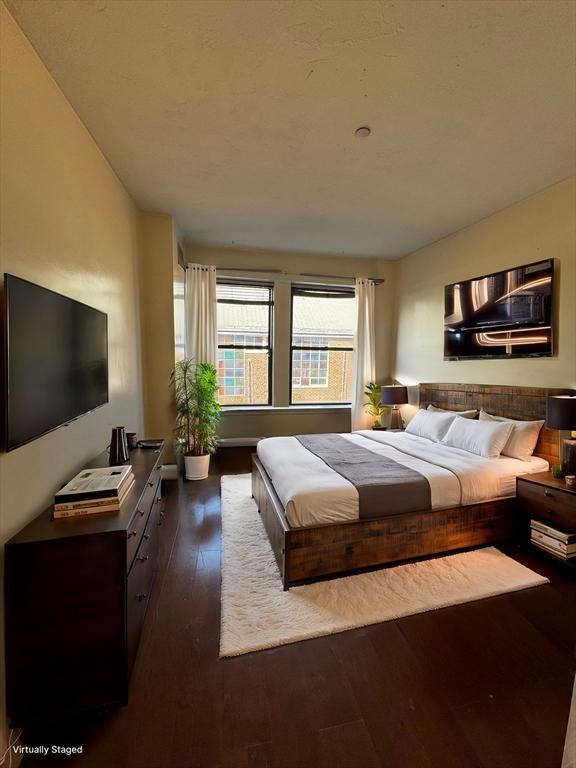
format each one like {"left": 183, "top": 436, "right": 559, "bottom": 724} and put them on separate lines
{"left": 184, "top": 454, "right": 210, "bottom": 481}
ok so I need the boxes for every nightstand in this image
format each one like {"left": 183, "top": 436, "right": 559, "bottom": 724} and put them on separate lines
{"left": 516, "top": 472, "right": 576, "bottom": 569}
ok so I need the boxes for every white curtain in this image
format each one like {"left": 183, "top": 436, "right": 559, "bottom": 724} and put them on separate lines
{"left": 185, "top": 263, "right": 217, "bottom": 365}
{"left": 351, "top": 278, "right": 376, "bottom": 431}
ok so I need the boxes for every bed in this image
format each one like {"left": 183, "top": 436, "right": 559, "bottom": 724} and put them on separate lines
{"left": 251, "top": 383, "right": 571, "bottom": 589}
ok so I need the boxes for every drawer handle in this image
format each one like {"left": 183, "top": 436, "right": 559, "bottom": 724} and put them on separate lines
{"left": 128, "top": 530, "right": 137, "bottom": 538}
{"left": 544, "top": 490, "right": 554, "bottom": 498}
{"left": 136, "top": 555, "right": 149, "bottom": 562}
{"left": 143, "top": 533, "right": 150, "bottom": 540}
{"left": 148, "top": 481, "right": 154, "bottom": 487}
{"left": 136, "top": 593, "right": 148, "bottom": 602}
{"left": 138, "top": 508, "right": 145, "bottom": 517}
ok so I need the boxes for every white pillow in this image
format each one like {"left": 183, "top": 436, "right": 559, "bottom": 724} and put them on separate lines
{"left": 479, "top": 410, "right": 545, "bottom": 461}
{"left": 427, "top": 404, "right": 478, "bottom": 419}
{"left": 441, "top": 416, "right": 514, "bottom": 459}
{"left": 405, "top": 410, "right": 456, "bottom": 442}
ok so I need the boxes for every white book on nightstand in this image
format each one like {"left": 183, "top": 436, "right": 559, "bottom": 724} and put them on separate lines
{"left": 530, "top": 519, "right": 576, "bottom": 545}
{"left": 530, "top": 531, "right": 576, "bottom": 559}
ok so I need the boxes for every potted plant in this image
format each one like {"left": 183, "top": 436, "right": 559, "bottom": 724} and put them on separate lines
{"left": 364, "top": 382, "right": 390, "bottom": 428}
{"left": 172, "top": 359, "right": 221, "bottom": 480}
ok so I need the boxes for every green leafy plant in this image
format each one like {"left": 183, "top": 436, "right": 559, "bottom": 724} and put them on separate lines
{"left": 551, "top": 463, "right": 563, "bottom": 479}
{"left": 364, "top": 382, "right": 390, "bottom": 427}
{"left": 171, "top": 359, "right": 221, "bottom": 456}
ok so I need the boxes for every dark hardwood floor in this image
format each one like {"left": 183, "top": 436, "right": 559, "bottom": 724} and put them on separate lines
{"left": 23, "top": 455, "right": 576, "bottom": 768}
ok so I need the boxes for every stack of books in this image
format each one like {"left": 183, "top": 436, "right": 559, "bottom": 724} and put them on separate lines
{"left": 530, "top": 519, "right": 576, "bottom": 561}
{"left": 53, "top": 465, "right": 135, "bottom": 519}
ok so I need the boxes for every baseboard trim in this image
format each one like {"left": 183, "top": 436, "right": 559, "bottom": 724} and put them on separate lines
{"left": 161, "top": 464, "right": 179, "bottom": 480}
{"left": 218, "top": 437, "right": 262, "bottom": 447}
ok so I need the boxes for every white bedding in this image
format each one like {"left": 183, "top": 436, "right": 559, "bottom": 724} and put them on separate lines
{"left": 256, "top": 430, "right": 548, "bottom": 528}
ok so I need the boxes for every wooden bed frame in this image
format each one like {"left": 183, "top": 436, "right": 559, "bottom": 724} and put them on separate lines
{"left": 251, "top": 383, "right": 573, "bottom": 590}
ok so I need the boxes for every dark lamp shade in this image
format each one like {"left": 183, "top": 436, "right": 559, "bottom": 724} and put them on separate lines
{"left": 546, "top": 396, "right": 576, "bottom": 430}
{"left": 380, "top": 385, "right": 408, "bottom": 406}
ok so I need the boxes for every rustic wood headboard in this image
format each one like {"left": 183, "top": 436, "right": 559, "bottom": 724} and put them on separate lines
{"left": 418, "top": 383, "right": 576, "bottom": 466}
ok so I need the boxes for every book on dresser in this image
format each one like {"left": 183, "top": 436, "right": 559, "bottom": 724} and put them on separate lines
{"left": 55, "top": 465, "right": 133, "bottom": 502}
{"left": 53, "top": 476, "right": 135, "bottom": 518}
{"left": 53, "top": 465, "right": 135, "bottom": 518}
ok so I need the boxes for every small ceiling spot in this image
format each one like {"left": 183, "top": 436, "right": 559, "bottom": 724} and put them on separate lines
{"left": 355, "top": 126, "right": 371, "bottom": 138}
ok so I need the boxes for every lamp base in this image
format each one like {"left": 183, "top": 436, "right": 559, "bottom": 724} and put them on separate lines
{"left": 561, "top": 438, "right": 576, "bottom": 476}
{"left": 390, "top": 406, "right": 403, "bottom": 431}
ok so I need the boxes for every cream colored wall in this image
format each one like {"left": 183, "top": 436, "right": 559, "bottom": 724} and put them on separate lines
{"left": 393, "top": 179, "right": 576, "bottom": 396}
{"left": 0, "top": 4, "right": 144, "bottom": 751}
{"left": 140, "top": 212, "right": 177, "bottom": 458}
{"left": 186, "top": 244, "right": 397, "bottom": 438}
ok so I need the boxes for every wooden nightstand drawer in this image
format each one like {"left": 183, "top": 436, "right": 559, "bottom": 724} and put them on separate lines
{"left": 517, "top": 476, "right": 576, "bottom": 531}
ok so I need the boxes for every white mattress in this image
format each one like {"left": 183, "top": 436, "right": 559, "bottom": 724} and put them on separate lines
{"left": 256, "top": 430, "right": 548, "bottom": 528}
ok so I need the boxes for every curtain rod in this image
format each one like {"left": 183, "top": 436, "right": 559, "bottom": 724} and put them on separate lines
{"left": 189, "top": 265, "right": 384, "bottom": 285}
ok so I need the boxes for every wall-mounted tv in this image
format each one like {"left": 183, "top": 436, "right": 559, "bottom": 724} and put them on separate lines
{"left": 444, "top": 259, "right": 554, "bottom": 360}
{"left": 3, "top": 275, "right": 108, "bottom": 451}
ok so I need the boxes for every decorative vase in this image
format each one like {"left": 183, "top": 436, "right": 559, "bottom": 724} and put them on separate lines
{"left": 184, "top": 454, "right": 210, "bottom": 481}
{"left": 109, "top": 426, "right": 129, "bottom": 465}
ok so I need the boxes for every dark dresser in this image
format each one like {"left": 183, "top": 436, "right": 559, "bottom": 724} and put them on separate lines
{"left": 4, "top": 444, "right": 164, "bottom": 727}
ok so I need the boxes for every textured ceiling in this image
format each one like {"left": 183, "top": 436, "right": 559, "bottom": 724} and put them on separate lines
{"left": 6, "top": 0, "right": 576, "bottom": 257}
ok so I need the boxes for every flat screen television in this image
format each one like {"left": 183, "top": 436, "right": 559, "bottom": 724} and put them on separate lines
{"left": 444, "top": 259, "right": 554, "bottom": 360}
{"left": 3, "top": 274, "right": 108, "bottom": 451}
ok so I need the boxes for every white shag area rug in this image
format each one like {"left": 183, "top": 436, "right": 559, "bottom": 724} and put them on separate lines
{"left": 220, "top": 474, "right": 549, "bottom": 657}
{"left": 562, "top": 677, "right": 576, "bottom": 768}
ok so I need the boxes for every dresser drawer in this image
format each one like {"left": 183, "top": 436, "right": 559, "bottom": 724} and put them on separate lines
{"left": 126, "top": 477, "right": 160, "bottom": 568}
{"left": 130, "top": 496, "right": 161, "bottom": 587}
{"left": 517, "top": 480, "right": 576, "bottom": 531}
{"left": 126, "top": 498, "right": 161, "bottom": 670}
{"left": 139, "top": 473, "right": 161, "bottom": 517}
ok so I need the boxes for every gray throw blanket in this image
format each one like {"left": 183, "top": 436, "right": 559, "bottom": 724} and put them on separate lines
{"left": 296, "top": 434, "right": 431, "bottom": 519}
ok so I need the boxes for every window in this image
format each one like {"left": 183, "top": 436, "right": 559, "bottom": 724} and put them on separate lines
{"left": 217, "top": 281, "right": 273, "bottom": 406}
{"left": 292, "top": 336, "right": 329, "bottom": 387}
{"left": 219, "top": 348, "right": 246, "bottom": 397}
{"left": 290, "top": 286, "right": 355, "bottom": 404}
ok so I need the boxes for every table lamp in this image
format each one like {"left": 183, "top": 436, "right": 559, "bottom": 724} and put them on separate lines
{"left": 546, "top": 395, "right": 576, "bottom": 476}
{"left": 380, "top": 385, "right": 408, "bottom": 430}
